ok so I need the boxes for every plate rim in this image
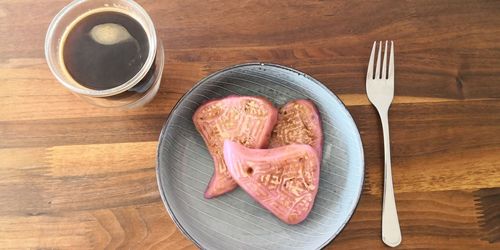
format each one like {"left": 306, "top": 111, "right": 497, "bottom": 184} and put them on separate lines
{"left": 156, "top": 62, "right": 365, "bottom": 249}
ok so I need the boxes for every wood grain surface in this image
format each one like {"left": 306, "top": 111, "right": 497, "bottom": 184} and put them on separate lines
{"left": 1, "top": 0, "right": 499, "bottom": 249}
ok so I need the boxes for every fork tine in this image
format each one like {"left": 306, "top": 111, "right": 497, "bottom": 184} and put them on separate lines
{"left": 375, "top": 41, "right": 382, "bottom": 79}
{"left": 388, "top": 41, "right": 395, "bottom": 80}
{"left": 382, "top": 40, "right": 388, "bottom": 79}
{"left": 367, "top": 41, "right": 376, "bottom": 80}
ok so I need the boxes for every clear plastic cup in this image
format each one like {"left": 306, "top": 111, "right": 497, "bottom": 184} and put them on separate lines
{"left": 45, "top": 0, "right": 164, "bottom": 108}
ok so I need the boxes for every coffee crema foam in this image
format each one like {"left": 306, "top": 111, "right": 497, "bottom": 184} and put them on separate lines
{"left": 90, "top": 23, "right": 133, "bottom": 45}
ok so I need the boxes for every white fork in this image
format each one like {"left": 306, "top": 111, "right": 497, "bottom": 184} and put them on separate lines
{"left": 366, "top": 41, "right": 402, "bottom": 247}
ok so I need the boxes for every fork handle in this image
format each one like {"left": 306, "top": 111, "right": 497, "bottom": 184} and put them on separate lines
{"left": 379, "top": 109, "right": 402, "bottom": 247}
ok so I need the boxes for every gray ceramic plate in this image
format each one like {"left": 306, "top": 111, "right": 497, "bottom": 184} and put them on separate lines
{"left": 156, "top": 63, "right": 364, "bottom": 250}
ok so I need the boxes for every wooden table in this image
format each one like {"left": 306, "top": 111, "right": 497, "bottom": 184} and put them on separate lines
{"left": 1, "top": 0, "right": 499, "bottom": 249}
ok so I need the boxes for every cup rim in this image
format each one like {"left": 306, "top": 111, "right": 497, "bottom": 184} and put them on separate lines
{"left": 45, "top": 0, "right": 158, "bottom": 97}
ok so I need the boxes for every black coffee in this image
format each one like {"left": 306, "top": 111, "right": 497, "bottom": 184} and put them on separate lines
{"left": 63, "top": 11, "right": 149, "bottom": 90}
